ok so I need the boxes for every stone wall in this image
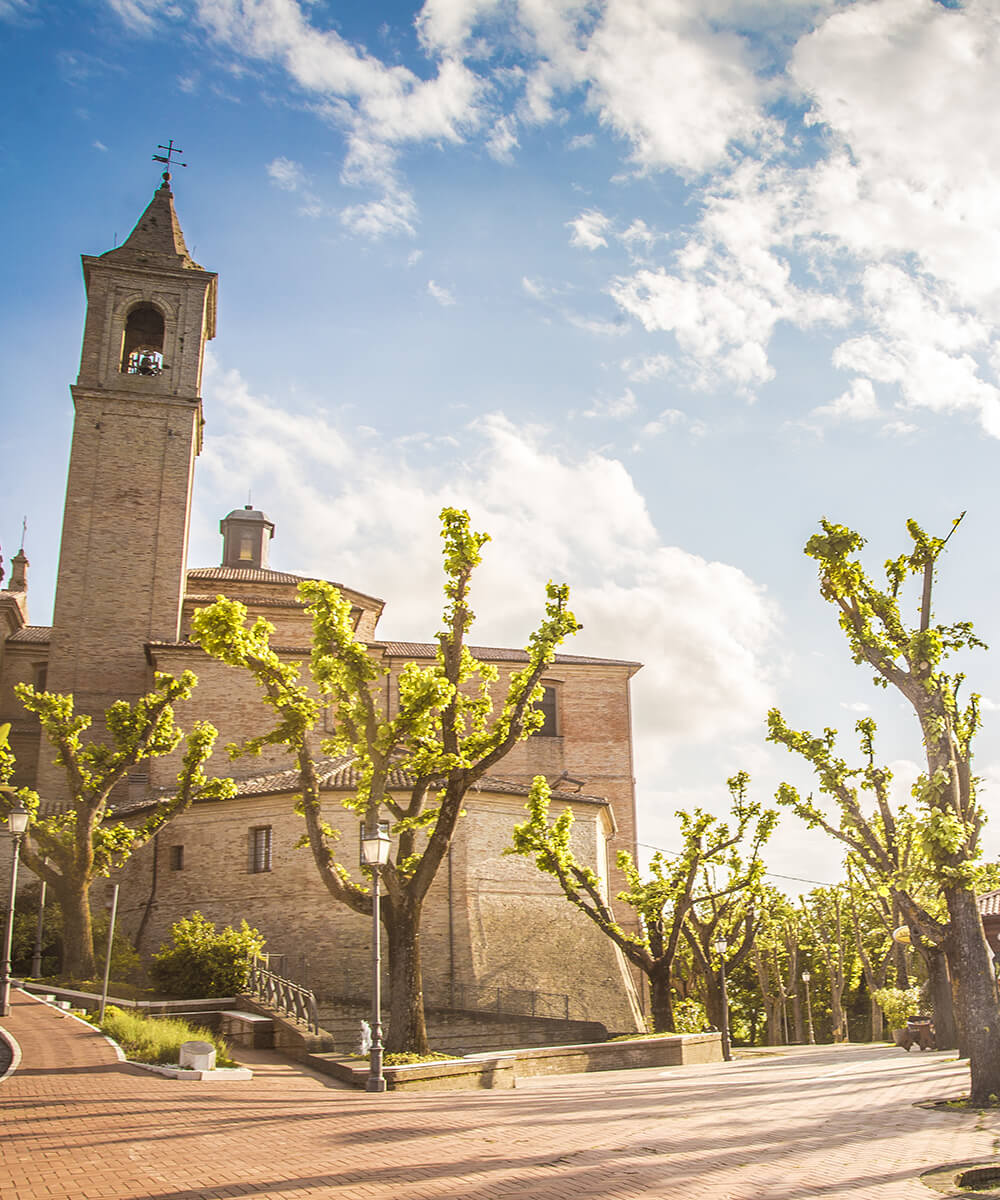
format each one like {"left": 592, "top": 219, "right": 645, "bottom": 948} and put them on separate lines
{"left": 112, "top": 784, "right": 643, "bottom": 1033}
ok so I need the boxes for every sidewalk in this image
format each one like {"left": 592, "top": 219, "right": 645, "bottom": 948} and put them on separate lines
{"left": 1, "top": 987, "right": 997, "bottom": 1199}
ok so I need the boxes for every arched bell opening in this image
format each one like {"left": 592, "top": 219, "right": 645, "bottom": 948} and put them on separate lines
{"left": 120, "top": 302, "right": 166, "bottom": 376}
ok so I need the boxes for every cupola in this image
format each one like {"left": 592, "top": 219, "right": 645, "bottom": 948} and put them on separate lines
{"left": 220, "top": 505, "right": 275, "bottom": 569}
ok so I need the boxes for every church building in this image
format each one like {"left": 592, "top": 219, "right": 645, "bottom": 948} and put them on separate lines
{"left": 0, "top": 172, "right": 645, "bottom": 1033}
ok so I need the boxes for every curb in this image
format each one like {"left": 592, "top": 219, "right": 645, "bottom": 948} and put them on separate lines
{"left": 19, "top": 989, "right": 253, "bottom": 1081}
{"left": 0, "top": 1024, "right": 22, "bottom": 1084}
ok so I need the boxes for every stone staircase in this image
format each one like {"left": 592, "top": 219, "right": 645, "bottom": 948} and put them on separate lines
{"left": 314, "top": 996, "right": 607, "bottom": 1056}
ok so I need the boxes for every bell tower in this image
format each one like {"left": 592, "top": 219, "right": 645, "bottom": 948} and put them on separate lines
{"left": 43, "top": 170, "right": 217, "bottom": 747}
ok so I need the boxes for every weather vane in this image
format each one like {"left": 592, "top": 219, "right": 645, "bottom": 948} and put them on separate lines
{"left": 152, "top": 140, "right": 188, "bottom": 184}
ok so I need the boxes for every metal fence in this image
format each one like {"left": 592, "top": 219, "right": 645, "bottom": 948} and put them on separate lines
{"left": 246, "top": 957, "right": 320, "bottom": 1034}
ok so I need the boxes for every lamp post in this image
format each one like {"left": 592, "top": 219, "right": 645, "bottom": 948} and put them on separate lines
{"left": 802, "top": 971, "right": 816, "bottom": 1044}
{"left": 714, "top": 937, "right": 731, "bottom": 1062}
{"left": 30, "top": 866, "right": 47, "bottom": 979}
{"left": 1, "top": 799, "right": 30, "bottom": 1018}
{"left": 360, "top": 820, "right": 391, "bottom": 1094}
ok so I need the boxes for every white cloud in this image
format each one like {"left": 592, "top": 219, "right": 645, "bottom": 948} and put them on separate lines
{"left": 609, "top": 159, "right": 849, "bottom": 392}
{"left": 813, "top": 377, "right": 880, "bottom": 423}
{"left": 195, "top": 355, "right": 777, "bottom": 759}
{"left": 577, "top": 0, "right": 769, "bottom": 175}
{"left": 521, "top": 276, "right": 548, "bottom": 301}
{"left": 880, "top": 420, "right": 918, "bottom": 438}
{"left": 831, "top": 265, "right": 1000, "bottom": 436}
{"left": 567, "top": 208, "right": 612, "bottom": 251}
{"left": 620, "top": 219, "right": 658, "bottom": 254}
{"left": 567, "top": 133, "right": 594, "bottom": 151}
{"left": 427, "top": 279, "right": 456, "bottom": 306}
{"left": 583, "top": 388, "right": 637, "bottom": 420}
{"left": 623, "top": 353, "right": 673, "bottom": 382}
{"left": 266, "top": 156, "right": 306, "bottom": 192}
{"left": 104, "top": 0, "right": 162, "bottom": 33}
{"left": 565, "top": 312, "right": 627, "bottom": 337}
{"left": 641, "top": 408, "right": 687, "bottom": 437}
{"left": 486, "top": 113, "right": 519, "bottom": 162}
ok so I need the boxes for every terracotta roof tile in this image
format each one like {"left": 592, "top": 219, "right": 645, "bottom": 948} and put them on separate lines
{"left": 979, "top": 888, "right": 1000, "bottom": 916}
{"left": 185, "top": 592, "right": 308, "bottom": 610}
{"left": 378, "top": 641, "right": 641, "bottom": 668}
{"left": 7, "top": 626, "right": 52, "bottom": 644}
{"left": 226, "top": 758, "right": 608, "bottom": 804}
{"left": 187, "top": 566, "right": 383, "bottom": 607}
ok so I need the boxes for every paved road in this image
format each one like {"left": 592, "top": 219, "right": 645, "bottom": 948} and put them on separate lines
{"left": 1, "top": 989, "right": 997, "bottom": 1200}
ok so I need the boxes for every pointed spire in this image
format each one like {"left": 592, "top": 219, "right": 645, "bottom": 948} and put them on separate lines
{"left": 100, "top": 172, "right": 203, "bottom": 270}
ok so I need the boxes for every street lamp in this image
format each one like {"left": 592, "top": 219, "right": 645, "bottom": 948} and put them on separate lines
{"left": 1, "top": 798, "right": 30, "bottom": 1018}
{"left": 802, "top": 970, "right": 816, "bottom": 1044}
{"left": 360, "top": 820, "right": 391, "bottom": 1094}
{"left": 714, "top": 937, "right": 731, "bottom": 1062}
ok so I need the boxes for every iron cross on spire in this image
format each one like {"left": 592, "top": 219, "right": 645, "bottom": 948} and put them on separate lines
{"left": 152, "top": 139, "right": 187, "bottom": 185}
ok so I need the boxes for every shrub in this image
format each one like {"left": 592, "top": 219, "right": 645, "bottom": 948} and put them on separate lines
{"left": 99, "top": 1005, "right": 236, "bottom": 1067}
{"left": 873, "top": 985, "right": 925, "bottom": 1031}
{"left": 673, "top": 997, "right": 709, "bottom": 1034}
{"left": 150, "top": 911, "right": 265, "bottom": 998}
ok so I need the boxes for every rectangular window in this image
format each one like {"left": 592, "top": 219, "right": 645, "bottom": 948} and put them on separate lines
{"left": 169, "top": 844, "right": 184, "bottom": 871}
{"left": 249, "top": 826, "right": 273, "bottom": 873}
{"left": 536, "top": 684, "right": 559, "bottom": 737}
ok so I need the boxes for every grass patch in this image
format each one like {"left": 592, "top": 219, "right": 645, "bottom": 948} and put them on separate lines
{"left": 384, "top": 1051, "right": 455, "bottom": 1066}
{"left": 97, "top": 1005, "right": 237, "bottom": 1068}
{"left": 610, "top": 1031, "right": 678, "bottom": 1042}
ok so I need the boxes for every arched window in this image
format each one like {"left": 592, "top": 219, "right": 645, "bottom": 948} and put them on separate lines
{"left": 121, "top": 303, "right": 165, "bottom": 375}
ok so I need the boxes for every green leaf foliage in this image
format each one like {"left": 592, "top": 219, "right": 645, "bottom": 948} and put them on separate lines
{"left": 191, "top": 507, "right": 581, "bottom": 1054}
{"left": 150, "top": 911, "right": 265, "bottom": 998}
{"left": 0, "top": 671, "right": 233, "bottom": 979}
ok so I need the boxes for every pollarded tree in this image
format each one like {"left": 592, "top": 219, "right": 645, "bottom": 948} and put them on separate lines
{"left": 769, "top": 517, "right": 1000, "bottom": 1102}
{"left": 192, "top": 508, "right": 580, "bottom": 1054}
{"left": 509, "top": 770, "right": 776, "bottom": 1033}
{"left": 802, "top": 886, "right": 855, "bottom": 1043}
{"left": 0, "top": 673, "right": 232, "bottom": 979}
{"left": 752, "top": 891, "right": 803, "bottom": 1045}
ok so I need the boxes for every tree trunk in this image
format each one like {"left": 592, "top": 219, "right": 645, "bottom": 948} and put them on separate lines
{"left": 649, "top": 966, "right": 675, "bottom": 1033}
{"left": 704, "top": 975, "right": 723, "bottom": 1031}
{"left": 919, "top": 942, "right": 958, "bottom": 1051}
{"left": 944, "top": 887, "right": 1000, "bottom": 1103}
{"left": 786, "top": 940, "right": 804, "bottom": 1043}
{"left": 57, "top": 880, "right": 95, "bottom": 980}
{"left": 385, "top": 899, "right": 429, "bottom": 1054}
{"left": 869, "top": 997, "right": 884, "bottom": 1042}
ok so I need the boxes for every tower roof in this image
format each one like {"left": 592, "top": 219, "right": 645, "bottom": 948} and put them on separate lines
{"left": 99, "top": 173, "right": 204, "bottom": 271}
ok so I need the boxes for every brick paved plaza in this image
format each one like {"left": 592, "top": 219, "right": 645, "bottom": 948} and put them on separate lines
{"left": 2, "top": 989, "right": 998, "bottom": 1200}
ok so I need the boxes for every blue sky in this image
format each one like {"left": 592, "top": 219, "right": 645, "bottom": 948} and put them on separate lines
{"left": 4, "top": 0, "right": 1000, "bottom": 889}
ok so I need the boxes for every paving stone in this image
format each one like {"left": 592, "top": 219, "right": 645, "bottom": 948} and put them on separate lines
{"left": 2, "top": 989, "right": 997, "bottom": 1198}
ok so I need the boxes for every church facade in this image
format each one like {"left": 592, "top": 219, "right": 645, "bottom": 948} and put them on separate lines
{"left": 0, "top": 174, "right": 644, "bottom": 1032}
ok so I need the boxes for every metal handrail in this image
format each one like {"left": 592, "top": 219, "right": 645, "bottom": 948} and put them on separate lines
{"left": 450, "top": 982, "right": 571, "bottom": 1021}
{"left": 246, "top": 958, "right": 320, "bottom": 1034}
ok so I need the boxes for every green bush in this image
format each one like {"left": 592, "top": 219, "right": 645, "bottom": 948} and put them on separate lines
{"left": 873, "top": 985, "right": 925, "bottom": 1031}
{"left": 151, "top": 911, "right": 265, "bottom": 998}
{"left": 99, "top": 1005, "right": 236, "bottom": 1067}
{"left": 673, "top": 997, "right": 710, "bottom": 1034}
